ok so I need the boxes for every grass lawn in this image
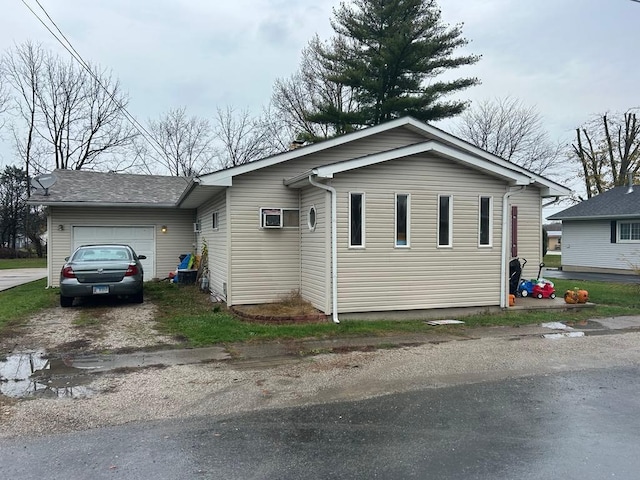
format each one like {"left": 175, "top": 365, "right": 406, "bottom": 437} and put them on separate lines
{"left": 0, "top": 279, "right": 58, "bottom": 334}
{"left": 145, "top": 278, "right": 640, "bottom": 346}
{"left": 2, "top": 277, "right": 639, "bottom": 347}
{"left": 0, "top": 257, "right": 47, "bottom": 269}
{"left": 542, "top": 254, "right": 561, "bottom": 269}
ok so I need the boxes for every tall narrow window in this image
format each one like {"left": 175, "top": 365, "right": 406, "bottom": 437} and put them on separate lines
{"left": 349, "top": 192, "right": 365, "bottom": 247}
{"left": 479, "top": 196, "right": 492, "bottom": 247}
{"left": 438, "top": 195, "right": 452, "bottom": 247}
{"left": 395, "top": 193, "right": 410, "bottom": 247}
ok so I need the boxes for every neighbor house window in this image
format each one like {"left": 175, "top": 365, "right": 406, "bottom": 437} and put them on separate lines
{"left": 438, "top": 194, "right": 452, "bottom": 247}
{"left": 395, "top": 193, "right": 410, "bottom": 247}
{"left": 212, "top": 211, "right": 219, "bottom": 230}
{"left": 349, "top": 192, "right": 365, "bottom": 247}
{"left": 618, "top": 221, "right": 640, "bottom": 242}
{"left": 479, "top": 196, "right": 493, "bottom": 247}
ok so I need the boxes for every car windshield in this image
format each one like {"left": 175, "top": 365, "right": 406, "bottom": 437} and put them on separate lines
{"left": 73, "top": 247, "right": 131, "bottom": 262}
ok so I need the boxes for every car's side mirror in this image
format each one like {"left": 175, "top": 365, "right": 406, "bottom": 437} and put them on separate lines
{"left": 64, "top": 256, "right": 69, "bottom": 261}
{"left": 137, "top": 255, "right": 147, "bottom": 260}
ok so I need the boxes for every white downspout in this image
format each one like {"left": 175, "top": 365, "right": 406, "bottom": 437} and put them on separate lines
{"left": 308, "top": 175, "right": 340, "bottom": 323}
{"left": 500, "top": 186, "right": 526, "bottom": 308}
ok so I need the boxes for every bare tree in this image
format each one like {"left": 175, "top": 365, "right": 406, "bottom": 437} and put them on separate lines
{"left": 213, "top": 106, "right": 278, "bottom": 168}
{"left": 1, "top": 42, "right": 44, "bottom": 185}
{"left": 572, "top": 110, "right": 640, "bottom": 198}
{"left": 37, "top": 57, "right": 136, "bottom": 170}
{"left": 455, "top": 97, "right": 563, "bottom": 176}
{"left": 145, "top": 106, "right": 215, "bottom": 176}
{"left": 271, "top": 35, "right": 358, "bottom": 143}
{"left": 2, "top": 42, "right": 136, "bottom": 174}
{"left": 0, "top": 74, "right": 8, "bottom": 129}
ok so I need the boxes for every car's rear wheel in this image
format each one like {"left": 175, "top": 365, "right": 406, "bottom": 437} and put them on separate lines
{"left": 60, "top": 295, "right": 73, "bottom": 307}
{"left": 131, "top": 290, "right": 143, "bottom": 304}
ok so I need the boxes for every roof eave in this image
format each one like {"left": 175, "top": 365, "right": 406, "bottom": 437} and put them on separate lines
{"left": 548, "top": 213, "right": 640, "bottom": 221}
{"left": 27, "top": 200, "right": 180, "bottom": 208}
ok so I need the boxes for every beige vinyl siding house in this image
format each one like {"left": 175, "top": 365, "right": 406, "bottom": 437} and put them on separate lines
{"left": 326, "top": 155, "right": 509, "bottom": 313}
{"left": 300, "top": 187, "right": 330, "bottom": 312}
{"left": 31, "top": 117, "right": 570, "bottom": 319}
{"left": 196, "top": 191, "right": 228, "bottom": 297}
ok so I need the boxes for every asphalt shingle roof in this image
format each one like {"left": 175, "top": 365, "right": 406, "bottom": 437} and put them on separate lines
{"left": 29, "top": 169, "right": 192, "bottom": 206}
{"left": 549, "top": 185, "right": 640, "bottom": 220}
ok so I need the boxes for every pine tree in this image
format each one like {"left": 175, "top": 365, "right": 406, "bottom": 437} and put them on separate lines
{"left": 310, "top": 0, "right": 480, "bottom": 129}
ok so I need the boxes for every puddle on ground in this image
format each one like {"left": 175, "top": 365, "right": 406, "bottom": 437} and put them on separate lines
{"left": 0, "top": 351, "right": 94, "bottom": 399}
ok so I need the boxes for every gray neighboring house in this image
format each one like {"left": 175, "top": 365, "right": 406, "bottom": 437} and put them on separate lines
{"left": 30, "top": 117, "right": 570, "bottom": 320}
{"left": 548, "top": 184, "right": 640, "bottom": 274}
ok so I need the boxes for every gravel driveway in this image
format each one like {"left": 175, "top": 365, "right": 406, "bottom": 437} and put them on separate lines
{"left": 0, "top": 301, "right": 177, "bottom": 353}
{"left": 3, "top": 300, "right": 640, "bottom": 438}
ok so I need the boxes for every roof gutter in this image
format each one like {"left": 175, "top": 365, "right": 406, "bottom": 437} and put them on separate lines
{"left": 308, "top": 175, "right": 340, "bottom": 324}
{"left": 500, "top": 186, "right": 526, "bottom": 309}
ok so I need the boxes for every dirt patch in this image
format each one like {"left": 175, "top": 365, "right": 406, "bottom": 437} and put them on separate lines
{"left": 232, "top": 290, "right": 327, "bottom": 323}
{"left": 0, "top": 301, "right": 178, "bottom": 354}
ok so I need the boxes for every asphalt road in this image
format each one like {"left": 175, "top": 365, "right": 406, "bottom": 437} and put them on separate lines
{"left": 2, "top": 365, "right": 640, "bottom": 480}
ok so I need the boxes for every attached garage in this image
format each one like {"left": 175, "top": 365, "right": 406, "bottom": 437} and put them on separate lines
{"left": 29, "top": 170, "right": 198, "bottom": 288}
{"left": 72, "top": 226, "right": 156, "bottom": 279}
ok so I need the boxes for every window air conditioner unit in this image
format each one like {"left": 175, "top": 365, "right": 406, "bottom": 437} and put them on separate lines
{"left": 261, "top": 208, "right": 282, "bottom": 228}
{"left": 193, "top": 221, "right": 201, "bottom": 233}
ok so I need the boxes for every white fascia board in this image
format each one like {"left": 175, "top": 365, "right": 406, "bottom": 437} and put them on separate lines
{"left": 312, "top": 141, "right": 532, "bottom": 185}
{"left": 539, "top": 185, "right": 573, "bottom": 197}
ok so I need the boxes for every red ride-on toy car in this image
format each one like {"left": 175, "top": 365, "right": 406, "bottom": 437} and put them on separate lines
{"left": 533, "top": 279, "right": 556, "bottom": 299}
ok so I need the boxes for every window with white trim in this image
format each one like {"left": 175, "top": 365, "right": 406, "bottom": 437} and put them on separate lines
{"left": 478, "top": 196, "right": 492, "bottom": 247}
{"left": 212, "top": 211, "right": 219, "bottom": 230}
{"left": 438, "top": 194, "right": 452, "bottom": 247}
{"left": 259, "top": 208, "right": 299, "bottom": 228}
{"left": 395, "top": 193, "right": 410, "bottom": 247}
{"left": 349, "top": 192, "right": 365, "bottom": 247}
{"left": 618, "top": 221, "right": 640, "bottom": 242}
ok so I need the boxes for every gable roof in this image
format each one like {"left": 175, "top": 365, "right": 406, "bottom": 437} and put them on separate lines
{"left": 548, "top": 185, "right": 640, "bottom": 220}
{"left": 28, "top": 169, "right": 192, "bottom": 208}
{"left": 197, "top": 116, "right": 570, "bottom": 198}
{"left": 284, "top": 141, "right": 532, "bottom": 188}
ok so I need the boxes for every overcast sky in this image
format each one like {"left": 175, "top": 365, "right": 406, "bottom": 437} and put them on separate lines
{"left": 1, "top": 0, "right": 638, "bottom": 216}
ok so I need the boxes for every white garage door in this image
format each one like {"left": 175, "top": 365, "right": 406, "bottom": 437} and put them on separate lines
{"left": 72, "top": 226, "right": 155, "bottom": 279}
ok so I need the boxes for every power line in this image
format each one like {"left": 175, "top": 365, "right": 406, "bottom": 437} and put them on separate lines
{"left": 20, "top": 0, "right": 171, "bottom": 166}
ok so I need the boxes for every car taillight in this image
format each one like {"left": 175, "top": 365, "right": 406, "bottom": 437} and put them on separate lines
{"left": 125, "top": 264, "right": 139, "bottom": 276}
{"left": 62, "top": 266, "right": 76, "bottom": 278}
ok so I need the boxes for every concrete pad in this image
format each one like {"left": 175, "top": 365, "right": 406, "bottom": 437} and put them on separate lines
{"left": 0, "top": 268, "right": 47, "bottom": 292}
{"left": 591, "top": 316, "right": 640, "bottom": 330}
